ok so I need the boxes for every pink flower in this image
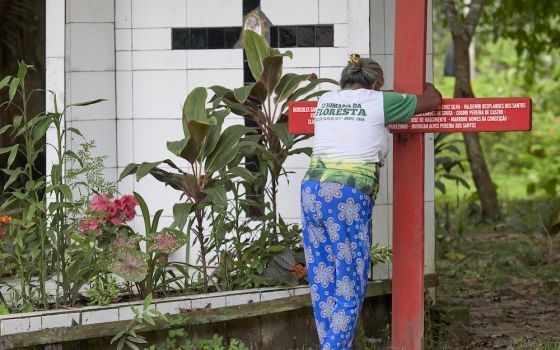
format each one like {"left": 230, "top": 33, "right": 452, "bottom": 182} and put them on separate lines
{"left": 90, "top": 195, "right": 110, "bottom": 212}
{"left": 79, "top": 218, "right": 99, "bottom": 232}
{"left": 105, "top": 203, "right": 118, "bottom": 218}
{"left": 109, "top": 216, "right": 123, "bottom": 225}
{"left": 114, "top": 198, "right": 126, "bottom": 212}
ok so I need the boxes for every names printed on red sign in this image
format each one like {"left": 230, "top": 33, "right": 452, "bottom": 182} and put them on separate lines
{"left": 388, "top": 97, "right": 532, "bottom": 133}
{"left": 288, "top": 98, "right": 532, "bottom": 135}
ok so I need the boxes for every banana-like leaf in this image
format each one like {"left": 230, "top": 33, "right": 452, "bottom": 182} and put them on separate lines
{"left": 166, "top": 138, "right": 189, "bottom": 157}
{"left": 136, "top": 161, "right": 163, "bottom": 181}
{"left": 182, "top": 87, "right": 209, "bottom": 134}
{"left": 204, "top": 125, "right": 252, "bottom": 174}
{"left": 270, "top": 123, "right": 294, "bottom": 148}
{"left": 202, "top": 185, "right": 227, "bottom": 210}
{"left": 201, "top": 108, "right": 229, "bottom": 159}
{"left": 172, "top": 202, "right": 194, "bottom": 230}
{"left": 234, "top": 84, "right": 256, "bottom": 104}
{"left": 243, "top": 29, "right": 271, "bottom": 81}
{"left": 274, "top": 73, "right": 317, "bottom": 104}
{"left": 119, "top": 163, "right": 139, "bottom": 181}
{"left": 261, "top": 56, "right": 283, "bottom": 97}
{"left": 250, "top": 81, "right": 267, "bottom": 103}
{"left": 0, "top": 76, "right": 11, "bottom": 91}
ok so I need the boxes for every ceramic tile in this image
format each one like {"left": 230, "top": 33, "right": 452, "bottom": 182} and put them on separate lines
{"left": 68, "top": 72, "right": 116, "bottom": 120}
{"left": 369, "top": 0, "right": 385, "bottom": 54}
{"left": 261, "top": 0, "right": 319, "bottom": 25}
{"left": 319, "top": 0, "right": 347, "bottom": 24}
{"left": 132, "top": 70, "right": 187, "bottom": 119}
{"left": 42, "top": 312, "right": 80, "bottom": 329}
{"left": 132, "top": 28, "right": 172, "bottom": 50}
{"left": 333, "top": 24, "right": 348, "bottom": 48}
{"left": 82, "top": 309, "right": 119, "bottom": 325}
{"left": 133, "top": 50, "right": 187, "bottom": 70}
{"left": 187, "top": 0, "right": 242, "bottom": 27}
{"left": 132, "top": 0, "right": 187, "bottom": 28}
{"left": 68, "top": 0, "right": 114, "bottom": 23}
{"left": 116, "top": 0, "right": 132, "bottom": 28}
{"left": 69, "top": 23, "right": 115, "bottom": 72}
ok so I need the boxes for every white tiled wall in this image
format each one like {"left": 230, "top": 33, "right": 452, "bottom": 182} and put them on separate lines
{"left": 46, "top": 0, "right": 435, "bottom": 282}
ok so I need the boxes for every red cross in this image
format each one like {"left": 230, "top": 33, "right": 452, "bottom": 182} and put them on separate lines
{"left": 288, "top": 0, "right": 531, "bottom": 348}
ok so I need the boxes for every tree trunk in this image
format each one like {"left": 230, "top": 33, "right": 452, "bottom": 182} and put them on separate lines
{"left": 453, "top": 35, "right": 501, "bottom": 221}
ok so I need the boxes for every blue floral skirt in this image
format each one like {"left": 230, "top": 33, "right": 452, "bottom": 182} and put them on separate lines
{"left": 301, "top": 180, "right": 373, "bottom": 350}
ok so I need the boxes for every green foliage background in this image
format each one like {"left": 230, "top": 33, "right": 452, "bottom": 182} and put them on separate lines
{"left": 433, "top": 16, "right": 560, "bottom": 202}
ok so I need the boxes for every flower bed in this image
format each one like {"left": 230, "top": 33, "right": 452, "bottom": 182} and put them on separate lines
{"left": 0, "top": 275, "right": 438, "bottom": 349}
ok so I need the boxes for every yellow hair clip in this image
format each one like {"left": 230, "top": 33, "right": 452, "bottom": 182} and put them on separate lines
{"left": 348, "top": 54, "right": 360, "bottom": 63}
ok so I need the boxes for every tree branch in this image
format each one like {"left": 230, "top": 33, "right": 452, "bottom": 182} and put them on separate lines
{"left": 443, "top": 0, "right": 466, "bottom": 39}
{"left": 465, "top": 0, "right": 484, "bottom": 38}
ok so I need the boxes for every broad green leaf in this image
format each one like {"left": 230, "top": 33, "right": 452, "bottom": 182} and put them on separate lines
{"left": 261, "top": 56, "right": 284, "bottom": 97}
{"left": 274, "top": 73, "right": 317, "bottom": 104}
{"left": 204, "top": 125, "right": 251, "bottom": 174}
{"left": 183, "top": 87, "right": 208, "bottom": 131}
{"left": 243, "top": 29, "right": 271, "bottom": 80}
{"left": 228, "top": 166, "right": 255, "bottom": 183}
{"left": 8, "top": 77, "right": 20, "bottom": 102}
{"left": 172, "top": 202, "right": 194, "bottom": 230}
{"left": 0, "top": 76, "right": 11, "bottom": 91}
{"left": 119, "top": 163, "right": 139, "bottom": 181}
{"left": 270, "top": 123, "right": 293, "bottom": 148}
{"left": 33, "top": 117, "right": 53, "bottom": 144}
{"left": 201, "top": 108, "right": 229, "bottom": 159}
{"left": 58, "top": 184, "right": 73, "bottom": 201}
{"left": 136, "top": 161, "right": 162, "bottom": 181}
{"left": 202, "top": 185, "right": 227, "bottom": 210}
{"left": 234, "top": 83, "right": 256, "bottom": 104}
{"left": 166, "top": 138, "right": 189, "bottom": 157}
{"left": 184, "top": 120, "right": 209, "bottom": 162}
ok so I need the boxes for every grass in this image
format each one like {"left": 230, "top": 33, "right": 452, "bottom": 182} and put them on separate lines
{"left": 434, "top": 195, "right": 560, "bottom": 348}
{"left": 514, "top": 338, "right": 560, "bottom": 350}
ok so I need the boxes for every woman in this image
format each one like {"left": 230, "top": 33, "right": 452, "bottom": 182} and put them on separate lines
{"left": 301, "top": 54, "right": 442, "bottom": 349}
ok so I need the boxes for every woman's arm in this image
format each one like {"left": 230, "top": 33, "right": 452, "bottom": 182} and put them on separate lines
{"left": 415, "top": 83, "right": 442, "bottom": 114}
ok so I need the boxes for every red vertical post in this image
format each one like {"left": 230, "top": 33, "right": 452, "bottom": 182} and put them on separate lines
{"left": 392, "top": 0, "right": 428, "bottom": 349}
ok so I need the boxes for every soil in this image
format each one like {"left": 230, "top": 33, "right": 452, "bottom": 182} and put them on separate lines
{"left": 435, "top": 231, "right": 560, "bottom": 349}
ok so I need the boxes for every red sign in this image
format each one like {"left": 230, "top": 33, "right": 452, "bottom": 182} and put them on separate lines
{"left": 288, "top": 97, "right": 532, "bottom": 134}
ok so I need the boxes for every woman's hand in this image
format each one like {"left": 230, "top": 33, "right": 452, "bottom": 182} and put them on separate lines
{"left": 415, "top": 83, "right": 442, "bottom": 114}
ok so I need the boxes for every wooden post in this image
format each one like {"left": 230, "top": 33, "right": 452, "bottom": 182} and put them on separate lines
{"left": 391, "top": 0, "right": 428, "bottom": 348}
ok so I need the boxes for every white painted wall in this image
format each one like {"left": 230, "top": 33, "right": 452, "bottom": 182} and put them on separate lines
{"left": 46, "top": 0, "right": 435, "bottom": 280}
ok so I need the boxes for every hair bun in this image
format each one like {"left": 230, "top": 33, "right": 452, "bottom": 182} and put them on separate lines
{"left": 347, "top": 54, "right": 362, "bottom": 73}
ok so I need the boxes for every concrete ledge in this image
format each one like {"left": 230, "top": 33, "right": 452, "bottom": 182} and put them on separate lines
{"left": 0, "top": 275, "right": 438, "bottom": 349}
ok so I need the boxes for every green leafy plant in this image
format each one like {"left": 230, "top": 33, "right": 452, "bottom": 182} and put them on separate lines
{"left": 120, "top": 88, "right": 253, "bottom": 292}
{"left": 211, "top": 29, "right": 338, "bottom": 233}
{"left": 85, "top": 275, "right": 120, "bottom": 306}
{"left": 111, "top": 294, "right": 167, "bottom": 350}
{"left": 434, "top": 133, "right": 470, "bottom": 195}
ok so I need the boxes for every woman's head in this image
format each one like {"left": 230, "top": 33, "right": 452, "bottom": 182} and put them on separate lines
{"left": 340, "top": 54, "right": 384, "bottom": 90}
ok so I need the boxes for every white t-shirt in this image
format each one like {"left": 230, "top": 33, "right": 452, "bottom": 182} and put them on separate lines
{"left": 304, "top": 88, "right": 416, "bottom": 197}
